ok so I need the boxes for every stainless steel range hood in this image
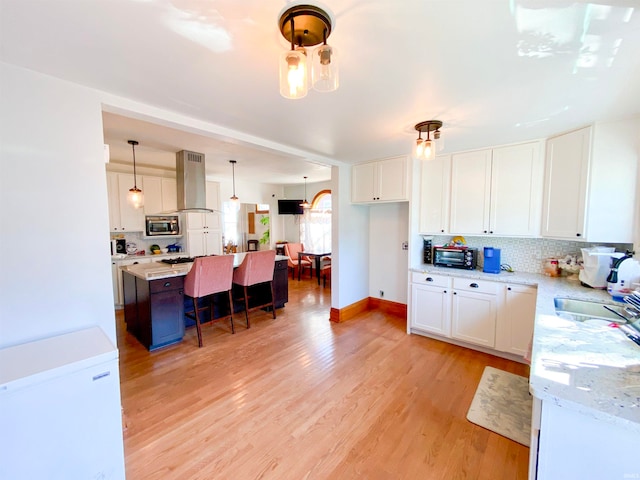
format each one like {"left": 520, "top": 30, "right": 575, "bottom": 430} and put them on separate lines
{"left": 176, "top": 150, "right": 212, "bottom": 212}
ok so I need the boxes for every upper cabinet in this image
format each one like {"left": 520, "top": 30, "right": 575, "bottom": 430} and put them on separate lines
{"left": 448, "top": 142, "right": 542, "bottom": 236}
{"left": 143, "top": 176, "right": 177, "bottom": 215}
{"left": 206, "top": 181, "right": 221, "bottom": 211}
{"left": 107, "top": 172, "right": 145, "bottom": 232}
{"left": 541, "top": 119, "right": 638, "bottom": 242}
{"left": 352, "top": 156, "right": 409, "bottom": 203}
{"left": 419, "top": 155, "right": 451, "bottom": 234}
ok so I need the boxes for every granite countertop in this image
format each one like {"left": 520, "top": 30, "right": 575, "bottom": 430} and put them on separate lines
{"left": 411, "top": 264, "right": 640, "bottom": 431}
{"left": 122, "top": 253, "right": 290, "bottom": 280}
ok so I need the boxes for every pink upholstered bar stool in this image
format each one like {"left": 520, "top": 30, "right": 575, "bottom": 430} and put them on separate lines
{"left": 183, "top": 255, "right": 235, "bottom": 348}
{"left": 232, "top": 250, "right": 276, "bottom": 328}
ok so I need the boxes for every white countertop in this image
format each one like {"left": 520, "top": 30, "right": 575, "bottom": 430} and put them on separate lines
{"left": 122, "top": 253, "right": 290, "bottom": 280}
{"left": 411, "top": 264, "right": 640, "bottom": 431}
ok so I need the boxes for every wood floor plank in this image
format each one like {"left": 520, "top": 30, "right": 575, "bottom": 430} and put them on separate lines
{"left": 118, "top": 277, "right": 530, "bottom": 479}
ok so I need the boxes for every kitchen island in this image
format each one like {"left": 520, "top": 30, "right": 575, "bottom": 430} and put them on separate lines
{"left": 122, "top": 254, "right": 289, "bottom": 350}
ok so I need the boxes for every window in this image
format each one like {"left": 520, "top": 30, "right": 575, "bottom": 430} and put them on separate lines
{"left": 300, "top": 190, "right": 331, "bottom": 253}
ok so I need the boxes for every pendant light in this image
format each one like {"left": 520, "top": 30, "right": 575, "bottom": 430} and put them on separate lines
{"left": 127, "top": 140, "right": 143, "bottom": 208}
{"left": 300, "top": 176, "right": 310, "bottom": 209}
{"left": 278, "top": 4, "right": 338, "bottom": 99}
{"left": 413, "top": 121, "right": 443, "bottom": 161}
{"left": 229, "top": 160, "right": 239, "bottom": 209}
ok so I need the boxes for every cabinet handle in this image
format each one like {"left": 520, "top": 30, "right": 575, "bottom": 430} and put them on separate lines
{"left": 443, "top": 290, "right": 447, "bottom": 294}
{"left": 179, "top": 289, "right": 183, "bottom": 295}
{"left": 489, "top": 231, "right": 493, "bottom": 234}
{"left": 576, "top": 233, "right": 582, "bottom": 237}
{"left": 483, "top": 230, "right": 488, "bottom": 233}
{"left": 507, "top": 287, "right": 512, "bottom": 291}
{"left": 164, "top": 282, "right": 171, "bottom": 287}
{"left": 426, "top": 277, "right": 434, "bottom": 282}
{"left": 441, "top": 229, "right": 444, "bottom": 233}
{"left": 453, "top": 291, "right": 457, "bottom": 295}
{"left": 470, "top": 283, "right": 479, "bottom": 288}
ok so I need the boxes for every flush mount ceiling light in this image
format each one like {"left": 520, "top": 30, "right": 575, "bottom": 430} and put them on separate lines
{"left": 127, "top": 140, "right": 144, "bottom": 208}
{"left": 414, "top": 120, "right": 443, "bottom": 161}
{"left": 300, "top": 176, "right": 310, "bottom": 209}
{"left": 229, "top": 160, "right": 239, "bottom": 208}
{"left": 278, "top": 4, "right": 338, "bottom": 99}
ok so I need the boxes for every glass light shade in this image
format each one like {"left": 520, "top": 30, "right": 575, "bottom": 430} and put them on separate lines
{"left": 311, "top": 44, "right": 338, "bottom": 92}
{"left": 229, "top": 195, "right": 240, "bottom": 211}
{"left": 415, "top": 138, "right": 425, "bottom": 158}
{"left": 128, "top": 187, "right": 144, "bottom": 209}
{"left": 279, "top": 48, "right": 308, "bottom": 99}
{"left": 423, "top": 139, "right": 435, "bottom": 161}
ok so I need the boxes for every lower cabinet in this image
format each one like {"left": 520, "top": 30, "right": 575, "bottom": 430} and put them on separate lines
{"left": 410, "top": 272, "right": 537, "bottom": 359}
{"left": 451, "top": 278, "right": 498, "bottom": 348}
{"left": 410, "top": 273, "right": 452, "bottom": 336}
{"left": 113, "top": 258, "right": 152, "bottom": 308}
{"left": 123, "top": 272, "right": 185, "bottom": 351}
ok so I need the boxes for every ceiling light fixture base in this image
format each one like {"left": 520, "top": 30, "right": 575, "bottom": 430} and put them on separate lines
{"left": 278, "top": 5, "right": 332, "bottom": 47}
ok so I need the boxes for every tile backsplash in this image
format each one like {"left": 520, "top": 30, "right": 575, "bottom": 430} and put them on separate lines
{"left": 428, "top": 236, "right": 633, "bottom": 274}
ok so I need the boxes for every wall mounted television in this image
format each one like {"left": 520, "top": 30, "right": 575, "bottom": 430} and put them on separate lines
{"left": 278, "top": 199, "right": 304, "bottom": 215}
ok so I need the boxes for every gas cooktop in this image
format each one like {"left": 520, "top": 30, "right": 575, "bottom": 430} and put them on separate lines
{"left": 160, "top": 257, "right": 195, "bottom": 265}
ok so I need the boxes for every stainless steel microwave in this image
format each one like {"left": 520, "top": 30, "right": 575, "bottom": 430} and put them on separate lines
{"left": 145, "top": 215, "right": 179, "bottom": 236}
{"left": 433, "top": 247, "right": 478, "bottom": 270}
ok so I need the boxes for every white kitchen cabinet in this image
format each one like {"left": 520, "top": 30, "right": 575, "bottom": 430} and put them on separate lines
{"left": 418, "top": 155, "right": 451, "bottom": 234}
{"left": 541, "top": 120, "right": 638, "bottom": 242}
{"left": 451, "top": 278, "right": 498, "bottom": 348}
{"left": 206, "top": 181, "right": 221, "bottom": 211}
{"left": 495, "top": 284, "right": 537, "bottom": 356}
{"left": 490, "top": 142, "right": 542, "bottom": 236}
{"left": 113, "top": 257, "right": 152, "bottom": 308}
{"left": 352, "top": 156, "right": 408, "bottom": 203}
{"left": 184, "top": 212, "right": 222, "bottom": 257}
{"left": 410, "top": 273, "right": 452, "bottom": 336}
{"left": 449, "top": 149, "right": 492, "bottom": 234}
{"left": 449, "top": 142, "right": 542, "bottom": 236}
{"left": 143, "top": 176, "right": 177, "bottom": 215}
{"left": 106, "top": 171, "right": 145, "bottom": 232}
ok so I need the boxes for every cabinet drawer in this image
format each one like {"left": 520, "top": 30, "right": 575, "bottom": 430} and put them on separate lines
{"left": 149, "top": 276, "right": 184, "bottom": 293}
{"left": 411, "top": 272, "right": 451, "bottom": 288}
{"left": 453, "top": 277, "right": 498, "bottom": 295}
{"left": 275, "top": 259, "right": 288, "bottom": 271}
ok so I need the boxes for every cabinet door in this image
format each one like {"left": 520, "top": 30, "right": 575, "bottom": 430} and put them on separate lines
{"left": 377, "top": 156, "right": 408, "bottom": 202}
{"left": 106, "top": 172, "right": 121, "bottom": 231}
{"left": 451, "top": 289, "right": 497, "bottom": 347}
{"left": 352, "top": 162, "right": 377, "bottom": 202}
{"left": 185, "top": 212, "right": 205, "bottom": 230}
{"left": 419, "top": 155, "right": 450, "bottom": 234}
{"left": 496, "top": 284, "right": 537, "bottom": 356}
{"left": 186, "top": 230, "right": 205, "bottom": 257}
{"left": 541, "top": 127, "right": 590, "bottom": 239}
{"left": 116, "top": 173, "right": 145, "bottom": 231}
{"left": 449, "top": 149, "right": 492, "bottom": 234}
{"left": 143, "top": 176, "right": 163, "bottom": 215}
{"left": 204, "top": 212, "right": 222, "bottom": 230}
{"left": 206, "top": 181, "right": 220, "bottom": 211}
{"left": 204, "top": 230, "right": 222, "bottom": 256}
{"left": 162, "top": 178, "right": 177, "bottom": 212}
{"left": 490, "top": 142, "right": 542, "bottom": 236}
{"left": 411, "top": 283, "right": 451, "bottom": 336}
{"left": 150, "top": 287, "right": 185, "bottom": 349}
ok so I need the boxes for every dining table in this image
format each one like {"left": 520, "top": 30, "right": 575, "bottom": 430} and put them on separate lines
{"left": 298, "top": 251, "right": 331, "bottom": 284}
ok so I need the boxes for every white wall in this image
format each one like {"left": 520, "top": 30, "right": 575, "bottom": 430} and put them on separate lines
{"left": 368, "top": 203, "right": 409, "bottom": 303}
{"left": 333, "top": 165, "right": 370, "bottom": 309}
{"left": 0, "top": 62, "right": 117, "bottom": 347}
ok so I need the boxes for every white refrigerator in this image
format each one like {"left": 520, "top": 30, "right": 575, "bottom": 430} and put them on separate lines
{"left": 0, "top": 326, "right": 126, "bottom": 479}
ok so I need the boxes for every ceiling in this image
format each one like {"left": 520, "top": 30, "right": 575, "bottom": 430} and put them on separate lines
{"left": 2, "top": 0, "right": 639, "bottom": 185}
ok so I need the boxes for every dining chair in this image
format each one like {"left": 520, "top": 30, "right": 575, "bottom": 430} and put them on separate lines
{"left": 183, "top": 255, "right": 235, "bottom": 348}
{"left": 283, "top": 242, "right": 312, "bottom": 279}
{"left": 232, "top": 250, "right": 277, "bottom": 328}
{"left": 320, "top": 264, "right": 331, "bottom": 287}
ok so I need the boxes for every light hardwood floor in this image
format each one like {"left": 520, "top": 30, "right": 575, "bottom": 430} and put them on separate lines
{"left": 117, "top": 276, "right": 530, "bottom": 479}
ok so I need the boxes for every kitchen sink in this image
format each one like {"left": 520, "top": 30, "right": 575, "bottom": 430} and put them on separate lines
{"left": 554, "top": 297, "right": 628, "bottom": 323}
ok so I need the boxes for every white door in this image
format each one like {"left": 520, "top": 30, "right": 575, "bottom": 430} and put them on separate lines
{"left": 490, "top": 142, "right": 542, "bottom": 236}
{"left": 449, "top": 149, "right": 492, "bottom": 234}
{"left": 411, "top": 284, "right": 451, "bottom": 336}
{"left": 451, "top": 289, "right": 497, "bottom": 347}
{"left": 352, "top": 162, "right": 377, "bottom": 202}
{"left": 541, "top": 127, "right": 590, "bottom": 239}
{"left": 497, "top": 284, "right": 537, "bottom": 355}
{"left": 377, "top": 156, "right": 407, "bottom": 202}
{"left": 143, "top": 176, "right": 163, "bottom": 215}
{"left": 419, "top": 155, "right": 451, "bottom": 234}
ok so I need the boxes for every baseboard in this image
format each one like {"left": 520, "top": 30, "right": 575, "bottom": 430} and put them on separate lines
{"left": 329, "top": 297, "right": 407, "bottom": 323}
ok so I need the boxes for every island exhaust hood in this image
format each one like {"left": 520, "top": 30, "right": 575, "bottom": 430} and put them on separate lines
{"left": 176, "top": 150, "right": 212, "bottom": 212}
